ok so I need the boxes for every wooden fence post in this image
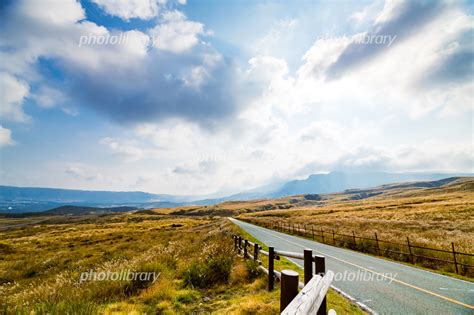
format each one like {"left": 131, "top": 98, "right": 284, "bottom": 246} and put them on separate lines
{"left": 352, "top": 231, "right": 357, "bottom": 247}
{"left": 332, "top": 230, "right": 336, "bottom": 245}
{"left": 314, "top": 255, "right": 326, "bottom": 315}
{"left": 268, "top": 247, "right": 275, "bottom": 291}
{"left": 407, "top": 237, "right": 414, "bottom": 264}
{"left": 304, "top": 249, "right": 313, "bottom": 285}
{"left": 238, "top": 236, "right": 242, "bottom": 249}
{"left": 321, "top": 228, "right": 325, "bottom": 243}
{"left": 280, "top": 270, "right": 299, "bottom": 312}
{"left": 234, "top": 235, "right": 237, "bottom": 250}
{"left": 244, "top": 240, "right": 248, "bottom": 259}
{"left": 452, "top": 242, "right": 459, "bottom": 274}
{"left": 375, "top": 232, "right": 380, "bottom": 256}
{"left": 312, "top": 226, "right": 315, "bottom": 240}
{"left": 254, "top": 243, "right": 259, "bottom": 262}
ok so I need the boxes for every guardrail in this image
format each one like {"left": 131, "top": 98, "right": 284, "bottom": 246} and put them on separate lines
{"left": 232, "top": 234, "right": 334, "bottom": 314}
{"left": 240, "top": 218, "right": 474, "bottom": 276}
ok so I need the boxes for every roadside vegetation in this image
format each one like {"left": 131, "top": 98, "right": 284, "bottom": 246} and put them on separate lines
{"left": 0, "top": 214, "right": 283, "bottom": 314}
{"left": 230, "top": 223, "right": 366, "bottom": 314}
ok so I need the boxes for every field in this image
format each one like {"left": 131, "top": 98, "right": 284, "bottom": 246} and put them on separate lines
{"left": 0, "top": 213, "right": 361, "bottom": 314}
{"left": 154, "top": 177, "right": 474, "bottom": 276}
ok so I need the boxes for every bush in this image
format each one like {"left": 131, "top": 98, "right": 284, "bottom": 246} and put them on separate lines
{"left": 244, "top": 260, "right": 261, "bottom": 281}
{"left": 183, "top": 241, "right": 234, "bottom": 289}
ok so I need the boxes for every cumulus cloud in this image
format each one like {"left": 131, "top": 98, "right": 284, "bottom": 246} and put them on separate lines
{"left": 0, "top": 0, "right": 249, "bottom": 128}
{"left": 0, "top": 73, "right": 30, "bottom": 122}
{"left": 327, "top": 0, "right": 447, "bottom": 79}
{"left": 91, "top": 0, "right": 162, "bottom": 20}
{"left": 0, "top": 126, "right": 14, "bottom": 148}
{"left": 297, "top": 0, "right": 473, "bottom": 117}
{"left": 149, "top": 10, "right": 205, "bottom": 53}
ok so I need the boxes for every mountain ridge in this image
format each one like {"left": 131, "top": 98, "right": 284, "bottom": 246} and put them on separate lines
{"left": 1, "top": 172, "right": 471, "bottom": 213}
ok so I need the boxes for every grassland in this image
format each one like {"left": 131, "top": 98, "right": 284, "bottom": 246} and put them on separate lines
{"left": 0, "top": 212, "right": 362, "bottom": 314}
{"left": 153, "top": 177, "right": 474, "bottom": 276}
{"left": 0, "top": 214, "right": 286, "bottom": 314}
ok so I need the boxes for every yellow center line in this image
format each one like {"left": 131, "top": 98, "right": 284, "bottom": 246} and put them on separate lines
{"left": 239, "top": 221, "right": 474, "bottom": 310}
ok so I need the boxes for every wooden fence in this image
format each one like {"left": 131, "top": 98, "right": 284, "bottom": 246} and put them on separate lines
{"left": 239, "top": 218, "right": 474, "bottom": 276}
{"left": 232, "top": 234, "right": 334, "bottom": 314}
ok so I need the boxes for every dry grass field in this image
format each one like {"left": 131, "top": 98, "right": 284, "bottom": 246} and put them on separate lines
{"left": 0, "top": 214, "right": 283, "bottom": 314}
{"left": 239, "top": 178, "right": 474, "bottom": 252}
{"left": 152, "top": 177, "right": 474, "bottom": 276}
{"left": 0, "top": 213, "right": 362, "bottom": 314}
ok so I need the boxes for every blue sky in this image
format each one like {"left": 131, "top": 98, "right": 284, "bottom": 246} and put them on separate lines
{"left": 0, "top": 0, "right": 473, "bottom": 195}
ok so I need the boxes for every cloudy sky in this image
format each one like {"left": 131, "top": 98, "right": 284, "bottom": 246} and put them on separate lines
{"left": 0, "top": 0, "right": 473, "bottom": 195}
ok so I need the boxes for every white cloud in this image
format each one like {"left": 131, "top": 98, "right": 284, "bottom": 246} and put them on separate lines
{"left": 32, "top": 86, "right": 66, "bottom": 108}
{"left": 100, "top": 137, "right": 148, "bottom": 161}
{"left": 296, "top": 0, "right": 473, "bottom": 118}
{"left": 253, "top": 18, "right": 299, "bottom": 55}
{"left": 18, "top": 0, "right": 85, "bottom": 24}
{"left": 0, "top": 73, "right": 30, "bottom": 122}
{"left": 149, "top": 10, "right": 205, "bottom": 53}
{"left": 91, "top": 0, "right": 161, "bottom": 20}
{"left": 0, "top": 126, "right": 14, "bottom": 148}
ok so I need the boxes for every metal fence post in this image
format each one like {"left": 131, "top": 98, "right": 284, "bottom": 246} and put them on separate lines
{"left": 314, "top": 255, "right": 326, "bottom": 315}
{"left": 304, "top": 248, "right": 313, "bottom": 284}
{"left": 268, "top": 246, "right": 275, "bottom": 291}
{"left": 407, "top": 237, "right": 414, "bottom": 264}
{"left": 280, "top": 270, "right": 299, "bottom": 312}
{"left": 452, "top": 242, "right": 459, "bottom": 274}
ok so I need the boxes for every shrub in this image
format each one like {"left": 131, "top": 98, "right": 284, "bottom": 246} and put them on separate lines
{"left": 245, "top": 260, "right": 261, "bottom": 281}
{"left": 183, "top": 240, "right": 234, "bottom": 289}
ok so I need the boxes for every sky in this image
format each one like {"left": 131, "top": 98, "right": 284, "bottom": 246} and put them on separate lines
{"left": 0, "top": 0, "right": 473, "bottom": 196}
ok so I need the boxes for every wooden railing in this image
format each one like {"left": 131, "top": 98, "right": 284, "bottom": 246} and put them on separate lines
{"left": 232, "top": 234, "right": 334, "bottom": 314}
{"left": 239, "top": 218, "right": 474, "bottom": 276}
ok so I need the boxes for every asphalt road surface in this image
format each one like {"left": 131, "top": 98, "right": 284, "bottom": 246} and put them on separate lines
{"left": 230, "top": 218, "right": 474, "bottom": 314}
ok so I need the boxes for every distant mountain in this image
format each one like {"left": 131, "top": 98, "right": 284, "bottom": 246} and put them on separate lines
{"left": 1, "top": 172, "right": 471, "bottom": 213}
{"left": 3, "top": 205, "right": 137, "bottom": 218}
{"left": 0, "top": 186, "right": 189, "bottom": 213}
{"left": 270, "top": 172, "right": 472, "bottom": 198}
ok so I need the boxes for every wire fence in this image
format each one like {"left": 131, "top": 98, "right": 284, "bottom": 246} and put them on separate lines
{"left": 240, "top": 218, "right": 474, "bottom": 277}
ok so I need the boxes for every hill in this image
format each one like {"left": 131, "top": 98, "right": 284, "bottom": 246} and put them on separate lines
{"left": 160, "top": 176, "right": 473, "bottom": 216}
{"left": 270, "top": 172, "right": 471, "bottom": 197}
{"left": 2, "top": 205, "right": 137, "bottom": 218}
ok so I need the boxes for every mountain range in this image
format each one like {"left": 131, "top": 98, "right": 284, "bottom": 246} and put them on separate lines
{"left": 1, "top": 171, "right": 471, "bottom": 213}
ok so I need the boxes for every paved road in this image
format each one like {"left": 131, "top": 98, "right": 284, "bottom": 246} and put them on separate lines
{"left": 230, "top": 218, "right": 474, "bottom": 314}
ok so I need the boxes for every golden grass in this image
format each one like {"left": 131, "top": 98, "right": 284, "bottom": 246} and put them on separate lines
{"left": 0, "top": 214, "right": 282, "bottom": 314}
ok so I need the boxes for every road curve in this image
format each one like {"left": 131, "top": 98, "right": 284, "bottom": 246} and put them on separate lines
{"left": 230, "top": 218, "right": 474, "bottom": 315}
